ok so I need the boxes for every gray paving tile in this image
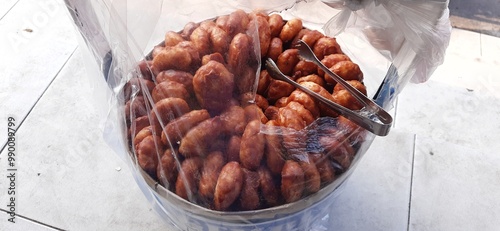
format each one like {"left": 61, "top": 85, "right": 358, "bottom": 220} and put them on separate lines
{"left": 0, "top": 0, "right": 18, "bottom": 19}
{"left": 0, "top": 48, "right": 168, "bottom": 230}
{"left": 396, "top": 79, "right": 500, "bottom": 151}
{"left": 480, "top": 32, "right": 500, "bottom": 64}
{"left": 409, "top": 135, "right": 500, "bottom": 231}
{"left": 0, "top": 211, "right": 57, "bottom": 231}
{"left": 327, "top": 129, "right": 415, "bottom": 231}
{"left": 422, "top": 29, "right": 500, "bottom": 98}
{"left": 0, "top": 0, "right": 78, "bottom": 147}
{"left": 446, "top": 28, "right": 481, "bottom": 59}
{"left": 397, "top": 44, "right": 500, "bottom": 230}
{"left": 430, "top": 53, "right": 500, "bottom": 98}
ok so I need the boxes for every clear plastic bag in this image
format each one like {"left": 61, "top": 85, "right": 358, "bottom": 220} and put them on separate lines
{"left": 64, "top": 0, "right": 451, "bottom": 230}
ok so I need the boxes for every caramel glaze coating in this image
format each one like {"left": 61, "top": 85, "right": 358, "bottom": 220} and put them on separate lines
{"left": 319, "top": 131, "right": 355, "bottom": 171}
{"left": 239, "top": 92, "right": 255, "bottom": 107}
{"left": 129, "top": 116, "right": 150, "bottom": 141}
{"left": 333, "top": 80, "right": 366, "bottom": 94}
{"left": 274, "top": 97, "right": 289, "bottom": 108}
{"left": 254, "top": 94, "right": 270, "bottom": 111}
{"left": 180, "top": 22, "right": 198, "bottom": 40}
{"left": 226, "top": 135, "right": 241, "bottom": 162}
{"left": 257, "top": 69, "right": 272, "bottom": 95}
{"left": 123, "top": 78, "right": 155, "bottom": 101}
{"left": 151, "top": 46, "right": 165, "bottom": 60}
{"left": 318, "top": 53, "right": 351, "bottom": 78}
{"left": 279, "top": 18, "right": 303, "bottom": 43}
{"left": 337, "top": 115, "right": 365, "bottom": 144}
{"left": 239, "top": 120, "right": 266, "bottom": 170}
{"left": 214, "top": 161, "right": 244, "bottom": 211}
{"left": 150, "top": 97, "right": 190, "bottom": 133}
{"left": 228, "top": 33, "right": 253, "bottom": 76}
{"left": 136, "top": 135, "right": 164, "bottom": 176}
{"left": 134, "top": 126, "right": 153, "bottom": 149}
{"left": 333, "top": 90, "right": 363, "bottom": 111}
{"left": 249, "top": 11, "right": 269, "bottom": 21}
{"left": 278, "top": 106, "right": 306, "bottom": 131}
{"left": 202, "top": 53, "right": 226, "bottom": 66}
{"left": 138, "top": 60, "right": 154, "bottom": 81}
{"left": 257, "top": 166, "right": 282, "bottom": 207}
{"left": 219, "top": 105, "right": 247, "bottom": 136}
{"left": 264, "top": 120, "right": 286, "bottom": 176}
{"left": 286, "top": 101, "right": 315, "bottom": 125}
{"left": 330, "top": 60, "right": 364, "bottom": 82}
{"left": 215, "top": 15, "right": 230, "bottom": 34}
{"left": 266, "top": 79, "right": 295, "bottom": 102}
{"left": 156, "top": 70, "right": 194, "bottom": 94}
{"left": 296, "top": 74, "right": 326, "bottom": 88}
{"left": 240, "top": 93, "right": 269, "bottom": 112}
{"left": 210, "top": 26, "right": 231, "bottom": 55}
{"left": 199, "top": 20, "right": 216, "bottom": 34}
{"left": 244, "top": 104, "right": 268, "bottom": 124}
{"left": 299, "top": 30, "right": 324, "bottom": 48}
{"left": 152, "top": 80, "right": 190, "bottom": 103}
{"left": 165, "top": 31, "right": 185, "bottom": 47}
{"left": 298, "top": 155, "right": 321, "bottom": 195}
{"left": 309, "top": 153, "right": 336, "bottom": 185}
{"left": 176, "top": 157, "right": 203, "bottom": 202}
{"left": 236, "top": 65, "right": 258, "bottom": 95}
{"left": 266, "top": 37, "right": 283, "bottom": 62}
{"left": 157, "top": 149, "right": 179, "bottom": 190}
{"left": 161, "top": 109, "right": 210, "bottom": 145}
{"left": 193, "top": 60, "right": 234, "bottom": 114}
{"left": 290, "top": 28, "right": 309, "bottom": 46}
{"left": 299, "top": 81, "right": 338, "bottom": 118}
{"left": 281, "top": 160, "right": 305, "bottom": 203}
{"left": 176, "top": 41, "right": 201, "bottom": 69}
{"left": 153, "top": 46, "right": 192, "bottom": 72}
{"left": 312, "top": 37, "right": 342, "bottom": 60}
{"left": 216, "top": 9, "right": 249, "bottom": 37}
{"left": 264, "top": 106, "right": 280, "bottom": 121}
{"left": 179, "top": 117, "right": 222, "bottom": 158}
{"left": 276, "top": 48, "right": 300, "bottom": 77}
{"left": 208, "top": 137, "right": 228, "bottom": 154}
{"left": 286, "top": 90, "right": 320, "bottom": 118}
{"left": 332, "top": 80, "right": 367, "bottom": 111}
{"left": 239, "top": 168, "right": 261, "bottom": 210}
{"left": 268, "top": 14, "right": 285, "bottom": 37}
{"left": 282, "top": 129, "right": 307, "bottom": 158}
{"left": 292, "top": 60, "right": 317, "bottom": 79}
{"left": 199, "top": 151, "right": 226, "bottom": 204}
{"left": 190, "top": 27, "right": 211, "bottom": 57}
{"left": 125, "top": 96, "right": 148, "bottom": 122}
{"left": 250, "top": 15, "right": 271, "bottom": 57}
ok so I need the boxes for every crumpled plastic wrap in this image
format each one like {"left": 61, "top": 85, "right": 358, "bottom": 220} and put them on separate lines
{"left": 322, "top": 0, "right": 451, "bottom": 91}
{"left": 64, "top": 0, "right": 451, "bottom": 230}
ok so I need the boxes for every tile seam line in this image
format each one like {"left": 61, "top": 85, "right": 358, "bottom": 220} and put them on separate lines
{"left": 0, "top": 0, "right": 20, "bottom": 21}
{"left": 0, "top": 45, "right": 78, "bottom": 154}
{"left": 479, "top": 32, "right": 483, "bottom": 57}
{"left": 406, "top": 133, "right": 417, "bottom": 231}
{"left": 0, "top": 208, "right": 66, "bottom": 230}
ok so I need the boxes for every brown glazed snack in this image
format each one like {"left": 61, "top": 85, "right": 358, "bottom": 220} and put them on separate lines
{"left": 125, "top": 10, "right": 368, "bottom": 211}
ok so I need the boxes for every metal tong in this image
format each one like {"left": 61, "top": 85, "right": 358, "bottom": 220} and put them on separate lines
{"left": 264, "top": 40, "right": 393, "bottom": 136}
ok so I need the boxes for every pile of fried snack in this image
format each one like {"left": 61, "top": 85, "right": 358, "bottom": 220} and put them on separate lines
{"left": 124, "top": 9, "right": 368, "bottom": 211}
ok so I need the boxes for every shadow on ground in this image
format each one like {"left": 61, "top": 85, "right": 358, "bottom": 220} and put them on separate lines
{"left": 449, "top": 0, "right": 500, "bottom": 37}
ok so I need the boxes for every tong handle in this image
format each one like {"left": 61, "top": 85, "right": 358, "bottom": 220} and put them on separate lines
{"left": 265, "top": 58, "right": 392, "bottom": 136}
{"left": 295, "top": 40, "right": 392, "bottom": 124}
